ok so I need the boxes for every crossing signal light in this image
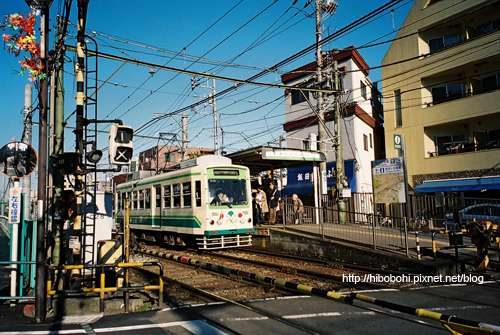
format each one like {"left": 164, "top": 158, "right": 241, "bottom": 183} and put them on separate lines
{"left": 109, "top": 125, "right": 133, "bottom": 165}
{"left": 57, "top": 190, "right": 76, "bottom": 220}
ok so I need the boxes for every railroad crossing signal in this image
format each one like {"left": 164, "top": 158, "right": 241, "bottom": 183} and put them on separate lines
{"left": 109, "top": 125, "right": 134, "bottom": 165}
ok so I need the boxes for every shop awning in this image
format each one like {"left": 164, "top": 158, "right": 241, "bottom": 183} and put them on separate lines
{"left": 414, "top": 176, "right": 500, "bottom": 193}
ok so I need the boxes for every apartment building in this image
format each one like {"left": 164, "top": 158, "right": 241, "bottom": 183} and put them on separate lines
{"left": 282, "top": 47, "right": 384, "bottom": 195}
{"left": 381, "top": 0, "right": 500, "bottom": 195}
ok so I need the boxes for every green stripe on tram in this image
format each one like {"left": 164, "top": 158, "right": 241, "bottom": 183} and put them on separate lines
{"left": 204, "top": 228, "right": 255, "bottom": 236}
{"left": 120, "top": 215, "right": 202, "bottom": 228}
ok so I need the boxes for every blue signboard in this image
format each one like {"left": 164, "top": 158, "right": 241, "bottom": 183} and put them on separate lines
{"left": 283, "top": 160, "right": 356, "bottom": 196}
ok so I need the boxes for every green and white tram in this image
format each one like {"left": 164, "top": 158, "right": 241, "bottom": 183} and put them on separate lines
{"left": 114, "top": 155, "right": 254, "bottom": 249}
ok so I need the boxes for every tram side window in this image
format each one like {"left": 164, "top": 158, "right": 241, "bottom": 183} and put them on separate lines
{"left": 164, "top": 185, "right": 171, "bottom": 208}
{"left": 195, "top": 180, "right": 201, "bottom": 207}
{"left": 132, "top": 191, "right": 138, "bottom": 209}
{"left": 154, "top": 185, "right": 161, "bottom": 208}
{"left": 173, "top": 183, "right": 181, "bottom": 208}
{"left": 138, "top": 190, "right": 145, "bottom": 209}
{"left": 145, "top": 188, "right": 151, "bottom": 209}
{"left": 182, "top": 182, "right": 191, "bottom": 208}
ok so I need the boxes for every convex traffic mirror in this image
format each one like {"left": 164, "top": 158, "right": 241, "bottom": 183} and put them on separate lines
{"left": 0, "top": 142, "right": 38, "bottom": 179}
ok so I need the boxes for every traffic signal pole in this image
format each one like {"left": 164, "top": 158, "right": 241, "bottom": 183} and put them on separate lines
{"left": 72, "top": 0, "right": 90, "bottom": 269}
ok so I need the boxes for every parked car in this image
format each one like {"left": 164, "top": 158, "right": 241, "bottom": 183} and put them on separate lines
{"left": 445, "top": 203, "right": 500, "bottom": 225}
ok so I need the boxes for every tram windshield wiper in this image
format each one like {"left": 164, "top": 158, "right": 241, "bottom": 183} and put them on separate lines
{"left": 222, "top": 202, "right": 232, "bottom": 208}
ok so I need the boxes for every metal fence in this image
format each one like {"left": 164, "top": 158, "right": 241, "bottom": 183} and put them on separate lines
{"left": 280, "top": 192, "right": 500, "bottom": 255}
{"left": 282, "top": 194, "right": 409, "bottom": 254}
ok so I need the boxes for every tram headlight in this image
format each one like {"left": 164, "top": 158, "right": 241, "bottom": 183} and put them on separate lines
{"left": 247, "top": 218, "right": 252, "bottom": 223}
{"left": 210, "top": 220, "right": 215, "bottom": 225}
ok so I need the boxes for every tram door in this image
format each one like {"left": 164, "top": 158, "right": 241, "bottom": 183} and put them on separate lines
{"left": 153, "top": 185, "right": 162, "bottom": 228}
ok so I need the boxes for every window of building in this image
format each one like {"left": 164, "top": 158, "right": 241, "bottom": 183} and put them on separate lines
{"left": 302, "top": 140, "right": 309, "bottom": 150}
{"left": 477, "top": 19, "right": 500, "bottom": 35}
{"left": 173, "top": 183, "right": 181, "bottom": 208}
{"left": 428, "top": 0, "right": 442, "bottom": 4}
{"left": 486, "top": 128, "right": 500, "bottom": 149}
{"left": 369, "top": 133, "right": 373, "bottom": 148}
{"left": 431, "top": 83, "right": 462, "bottom": 104}
{"left": 163, "top": 185, "right": 171, "bottom": 208}
{"left": 363, "top": 134, "right": 368, "bottom": 151}
{"left": 165, "top": 153, "right": 176, "bottom": 162}
{"left": 434, "top": 134, "right": 466, "bottom": 156}
{"left": 360, "top": 81, "right": 367, "bottom": 100}
{"left": 394, "top": 89, "right": 402, "bottom": 128}
{"left": 155, "top": 185, "right": 161, "bottom": 208}
{"left": 182, "top": 182, "right": 191, "bottom": 208}
{"left": 428, "top": 34, "right": 460, "bottom": 53}
{"left": 291, "top": 89, "right": 308, "bottom": 105}
{"left": 482, "top": 74, "right": 500, "bottom": 93}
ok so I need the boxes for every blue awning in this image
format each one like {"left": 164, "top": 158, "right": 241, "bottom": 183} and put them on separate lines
{"left": 414, "top": 176, "right": 500, "bottom": 193}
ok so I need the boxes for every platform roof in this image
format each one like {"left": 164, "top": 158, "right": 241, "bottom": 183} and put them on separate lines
{"left": 225, "top": 146, "right": 325, "bottom": 174}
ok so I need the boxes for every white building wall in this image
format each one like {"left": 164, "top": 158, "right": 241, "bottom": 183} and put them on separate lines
{"left": 284, "top": 56, "right": 378, "bottom": 192}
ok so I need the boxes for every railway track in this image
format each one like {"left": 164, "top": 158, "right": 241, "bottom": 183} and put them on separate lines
{"left": 130, "top": 249, "right": 291, "bottom": 306}
{"left": 128, "top": 243, "right": 414, "bottom": 309}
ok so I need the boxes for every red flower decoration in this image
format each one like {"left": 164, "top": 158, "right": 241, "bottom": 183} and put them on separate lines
{"left": 1, "top": 13, "right": 44, "bottom": 86}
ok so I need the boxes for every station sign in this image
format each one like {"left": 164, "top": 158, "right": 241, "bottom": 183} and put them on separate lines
{"left": 9, "top": 186, "right": 22, "bottom": 224}
{"left": 394, "top": 134, "right": 402, "bottom": 150}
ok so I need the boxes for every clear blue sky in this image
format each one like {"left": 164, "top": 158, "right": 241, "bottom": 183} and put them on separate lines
{"left": 0, "top": 0, "right": 412, "bottom": 173}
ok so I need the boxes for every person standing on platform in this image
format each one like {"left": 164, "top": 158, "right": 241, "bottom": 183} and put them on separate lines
{"left": 292, "top": 194, "right": 303, "bottom": 224}
{"left": 267, "top": 183, "right": 281, "bottom": 225}
{"left": 252, "top": 192, "right": 261, "bottom": 226}
{"left": 257, "top": 185, "right": 268, "bottom": 224}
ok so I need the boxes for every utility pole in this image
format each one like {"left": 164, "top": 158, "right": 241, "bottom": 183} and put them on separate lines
{"left": 51, "top": 16, "right": 66, "bottom": 266}
{"left": 22, "top": 84, "right": 32, "bottom": 221}
{"left": 30, "top": 0, "right": 53, "bottom": 323}
{"left": 153, "top": 113, "right": 189, "bottom": 162}
{"left": 333, "top": 61, "right": 346, "bottom": 220}
{"left": 193, "top": 75, "right": 218, "bottom": 154}
{"left": 315, "top": 0, "right": 327, "bottom": 208}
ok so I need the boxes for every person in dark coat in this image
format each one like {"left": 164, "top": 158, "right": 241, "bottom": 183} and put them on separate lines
{"left": 267, "top": 183, "right": 281, "bottom": 225}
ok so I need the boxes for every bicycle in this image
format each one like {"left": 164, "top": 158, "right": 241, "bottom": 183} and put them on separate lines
{"left": 411, "top": 211, "right": 427, "bottom": 230}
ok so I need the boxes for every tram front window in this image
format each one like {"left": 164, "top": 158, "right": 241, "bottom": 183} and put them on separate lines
{"left": 208, "top": 179, "right": 247, "bottom": 206}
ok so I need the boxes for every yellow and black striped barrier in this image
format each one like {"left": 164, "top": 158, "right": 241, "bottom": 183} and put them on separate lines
{"left": 432, "top": 229, "right": 467, "bottom": 261}
{"left": 140, "top": 248, "right": 349, "bottom": 304}
{"left": 141, "top": 248, "right": 500, "bottom": 335}
{"left": 352, "top": 292, "right": 500, "bottom": 335}
{"left": 47, "top": 262, "right": 163, "bottom": 313}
